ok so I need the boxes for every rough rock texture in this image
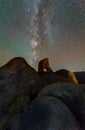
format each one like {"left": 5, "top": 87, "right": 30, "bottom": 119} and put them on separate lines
{"left": 38, "top": 83, "right": 83, "bottom": 127}
{"left": 5, "top": 97, "right": 81, "bottom": 130}
{"left": 55, "top": 69, "right": 78, "bottom": 84}
{"left": 0, "top": 57, "right": 46, "bottom": 117}
{"left": 79, "top": 84, "right": 85, "bottom": 130}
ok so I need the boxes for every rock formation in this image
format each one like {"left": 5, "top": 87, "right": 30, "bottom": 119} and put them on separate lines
{"left": 0, "top": 57, "right": 84, "bottom": 129}
{"left": 38, "top": 58, "right": 53, "bottom": 74}
{"left": 55, "top": 69, "right": 78, "bottom": 84}
{"left": 0, "top": 57, "right": 46, "bottom": 121}
{"left": 38, "top": 59, "right": 78, "bottom": 84}
{"left": 38, "top": 83, "right": 83, "bottom": 128}
{"left": 6, "top": 97, "right": 81, "bottom": 130}
{"left": 79, "top": 84, "right": 85, "bottom": 129}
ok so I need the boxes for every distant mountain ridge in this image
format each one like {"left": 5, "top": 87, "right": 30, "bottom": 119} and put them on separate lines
{"left": 74, "top": 71, "right": 85, "bottom": 84}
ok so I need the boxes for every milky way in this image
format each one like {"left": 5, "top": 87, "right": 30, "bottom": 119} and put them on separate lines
{"left": 0, "top": 0, "right": 85, "bottom": 71}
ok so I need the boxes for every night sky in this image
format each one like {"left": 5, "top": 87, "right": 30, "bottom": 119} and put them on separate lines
{"left": 0, "top": 0, "right": 85, "bottom": 71}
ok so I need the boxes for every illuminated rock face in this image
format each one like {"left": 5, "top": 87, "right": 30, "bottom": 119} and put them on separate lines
{"left": 38, "top": 59, "right": 78, "bottom": 84}
{"left": 55, "top": 69, "right": 78, "bottom": 84}
{"left": 38, "top": 58, "right": 53, "bottom": 74}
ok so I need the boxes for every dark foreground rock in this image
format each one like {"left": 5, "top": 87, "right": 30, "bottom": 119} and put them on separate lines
{"left": 5, "top": 97, "right": 81, "bottom": 130}
{"left": 0, "top": 57, "right": 46, "bottom": 117}
{"left": 38, "top": 83, "right": 83, "bottom": 128}
{"left": 38, "top": 72, "right": 71, "bottom": 85}
{"left": 79, "top": 84, "right": 85, "bottom": 130}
